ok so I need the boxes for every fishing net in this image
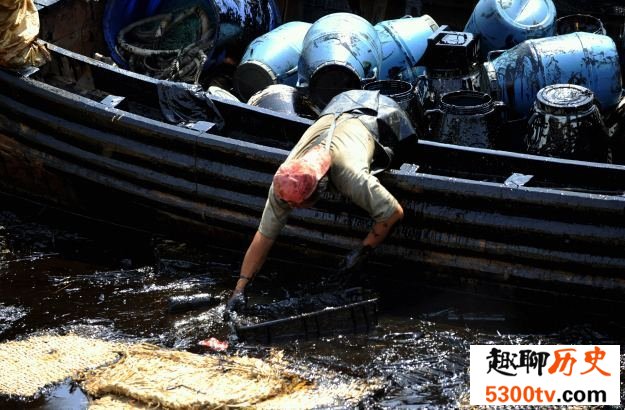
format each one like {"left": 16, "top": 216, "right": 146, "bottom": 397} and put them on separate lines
{"left": 117, "top": 5, "right": 216, "bottom": 83}
{"left": 0, "top": 334, "right": 122, "bottom": 398}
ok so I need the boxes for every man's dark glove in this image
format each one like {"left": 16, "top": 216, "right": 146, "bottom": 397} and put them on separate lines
{"left": 329, "top": 245, "right": 374, "bottom": 289}
{"left": 224, "top": 291, "right": 246, "bottom": 321}
{"left": 339, "top": 245, "right": 373, "bottom": 273}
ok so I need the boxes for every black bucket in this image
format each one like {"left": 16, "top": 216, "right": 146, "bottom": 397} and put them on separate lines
{"left": 425, "top": 90, "right": 505, "bottom": 148}
{"left": 556, "top": 14, "right": 607, "bottom": 35}
{"left": 363, "top": 80, "right": 416, "bottom": 120}
{"left": 526, "top": 84, "right": 609, "bottom": 162}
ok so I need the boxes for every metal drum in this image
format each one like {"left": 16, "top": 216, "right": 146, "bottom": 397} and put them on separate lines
{"left": 464, "top": 0, "right": 556, "bottom": 57}
{"left": 556, "top": 14, "right": 607, "bottom": 36}
{"left": 425, "top": 90, "right": 505, "bottom": 148}
{"left": 247, "top": 84, "right": 319, "bottom": 119}
{"left": 374, "top": 15, "right": 439, "bottom": 83}
{"left": 526, "top": 84, "right": 609, "bottom": 162}
{"left": 482, "top": 32, "right": 623, "bottom": 118}
{"left": 234, "top": 21, "right": 312, "bottom": 101}
{"left": 297, "top": 13, "right": 381, "bottom": 108}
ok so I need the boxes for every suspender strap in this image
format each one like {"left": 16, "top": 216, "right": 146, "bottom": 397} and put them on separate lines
{"left": 323, "top": 113, "right": 355, "bottom": 153}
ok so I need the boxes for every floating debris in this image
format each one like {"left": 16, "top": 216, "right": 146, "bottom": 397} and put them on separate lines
{"left": 198, "top": 336, "right": 229, "bottom": 351}
{"left": 0, "top": 304, "right": 28, "bottom": 336}
{"left": 167, "top": 293, "right": 219, "bottom": 313}
{"left": 81, "top": 344, "right": 300, "bottom": 408}
{"left": 0, "top": 334, "right": 380, "bottom": 408}
{"left": 237, "top": 298, "right": 378, "bottom": 344}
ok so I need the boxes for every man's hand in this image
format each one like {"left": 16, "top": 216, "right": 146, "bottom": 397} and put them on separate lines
{"left": 224, "top": 230, "right": 273, "bottom": 320}
{"left": 338, "top": 245, "right": 373, "bottom": 273}
{"left": 328, "top": 245, "right": 373, "bottom": 289}
{"left": 224, "top": 290, "right": 246, "bottom": 316}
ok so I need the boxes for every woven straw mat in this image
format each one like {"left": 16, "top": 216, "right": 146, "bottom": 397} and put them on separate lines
{"left": 81, "top": 343, "right": 306, "bottom": 409}
{"left": 0, "top": 334, "right": 122, "bottom": 398}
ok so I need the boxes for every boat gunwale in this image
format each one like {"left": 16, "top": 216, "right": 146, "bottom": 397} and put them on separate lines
{"left": 2, "top": 80, "right": 625, "bottom": 216}
{"left": 2, "top": 51, "right": 625, "bottom": 217}
{"left": 33, "top": 41, "right": 625, "bottom": 173}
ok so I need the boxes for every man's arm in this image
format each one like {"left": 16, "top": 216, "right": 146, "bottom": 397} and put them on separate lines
{"left": 362, "top": 203, "right": 404, "bottom": 248}
{"left": 232, "top": 230, "right": 275, "bottom": 295}
{"left": 226, "top": 184, "right": 290, "bottom": 312}
{"left": 335, "top": 203, "right": 404, "bottom": 279}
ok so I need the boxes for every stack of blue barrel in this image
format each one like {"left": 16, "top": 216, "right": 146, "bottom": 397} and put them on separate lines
{"left": 463, "top": 0, "right": 621, "bottom": 160}
{"left": 231, "top": 0, "right": 624, "bottom": 162}
{"left": 234, "top": 12, "right": 440, "bottom": 108}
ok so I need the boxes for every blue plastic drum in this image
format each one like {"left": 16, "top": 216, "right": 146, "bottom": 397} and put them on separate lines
{"left": 234, "top": 22, "right": 312, "bottom": 101}
{"left": 464, "top": 0, "right": 556, "bottom": 57}
{"left": 297, "top": 13, "right": 382, "bottom": 108}
{"left": 482, "top": 32, "right": 623, "bottom": 118}
{"left": 374, "top": 15, "right": 439, "bottom": 83}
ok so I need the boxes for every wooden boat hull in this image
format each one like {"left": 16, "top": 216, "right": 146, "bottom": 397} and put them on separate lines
{"left": 2, "top": 1, "right": 625, "bottom": 300}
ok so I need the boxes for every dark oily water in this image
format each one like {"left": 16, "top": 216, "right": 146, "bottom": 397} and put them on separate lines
{"left": 1, "top": 209, "right": 624, "bottom": 409}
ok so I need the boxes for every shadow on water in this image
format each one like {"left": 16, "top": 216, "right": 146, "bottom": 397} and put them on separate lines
{"left": 1, "top": 204, "right": 624, "bottom": 409}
